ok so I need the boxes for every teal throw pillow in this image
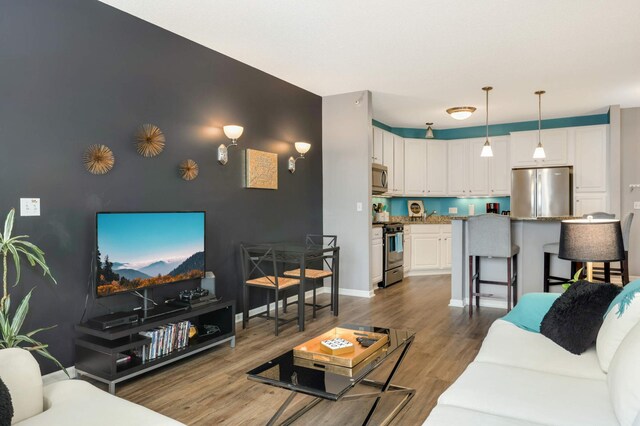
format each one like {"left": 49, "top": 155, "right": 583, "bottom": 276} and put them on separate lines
{"left": 502, "top": 292, "right": 561, "bottom": 333}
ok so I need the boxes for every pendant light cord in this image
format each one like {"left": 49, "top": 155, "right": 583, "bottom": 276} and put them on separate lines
{"left": 486, "top": 89, "right": 489, "bottom": 141}
{"left": 538, "top": 92, "right": 541, "bottom": 144}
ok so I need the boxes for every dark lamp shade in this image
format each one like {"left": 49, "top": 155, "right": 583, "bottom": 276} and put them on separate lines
{"left": 558, "top": 219, "right": 625, "bottom": 262}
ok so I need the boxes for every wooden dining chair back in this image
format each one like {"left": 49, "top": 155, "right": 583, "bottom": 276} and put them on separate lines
{"left": 283, "top": 235, "right": 338, "bottom": 318}
{"left": 240, "top": 244, "right": 300, "bottom": 336}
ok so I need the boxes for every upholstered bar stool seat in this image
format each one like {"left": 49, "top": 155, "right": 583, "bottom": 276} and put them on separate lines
{"left": 468, "top": 214, "right": 519, "bottom": 317}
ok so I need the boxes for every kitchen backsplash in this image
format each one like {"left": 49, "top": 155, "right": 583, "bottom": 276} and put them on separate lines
{"left": 372, "top": 196, "right": 511, "bottom": 217}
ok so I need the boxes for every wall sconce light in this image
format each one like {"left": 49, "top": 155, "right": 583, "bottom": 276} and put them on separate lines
{"left": 218, "top": 125, "right": 244, "bottom": 165}
{"left": 288, "top": 142, "right": 311, "bottom": 173}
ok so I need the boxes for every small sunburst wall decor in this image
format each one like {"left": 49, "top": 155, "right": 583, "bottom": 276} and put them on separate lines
{"left": 83, "top": 144, "right": 115, "bottom": 175}
{"left": 135, "top": 123, "right": 165, "bottom": 157}
{"left": 179, "top": 159, "right": 199, "bottom": 181}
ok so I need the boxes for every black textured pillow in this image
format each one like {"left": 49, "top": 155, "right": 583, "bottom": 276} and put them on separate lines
{"left": 541, "top": 281, "right": 621, "bottom": 354}
{"left": 0, "top": 377, "right": 13, "bottom": 426}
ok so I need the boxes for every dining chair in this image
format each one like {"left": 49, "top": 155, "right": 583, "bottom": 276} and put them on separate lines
{"left": 240, "top": 243, "right": 300, "bottom": 336}
{"left": 283, "top": 235, "right": 337, "bottom": 318}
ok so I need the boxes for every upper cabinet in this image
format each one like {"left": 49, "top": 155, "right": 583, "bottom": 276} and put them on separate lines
{"left": 447, "top": 139, "right": 468, "bottom": 196}
{"left": 447, "top": 138, "right": 489, "bottom": 196}
{"left": 426, "top": 140, "right": 447, "bottom": 196}
{"left": 489, "top": 136, "right": 510, "bottom": 196}
{"left": 372, "top": 126, "right": 383, "bottom": 163}
{"left": 574, "top": 125, "right": 608, "bottom": 193}
{"left": 510, "top": 128, "right": 568, "bottom": 168}
{"left": 468, "top": 139, "right": 489, "bottom": 196}
{"left": 393, "top": 135, "right": 405, "bottom": 195}
{"left": 404, "top": 138, "right": 427, "bottom": 196}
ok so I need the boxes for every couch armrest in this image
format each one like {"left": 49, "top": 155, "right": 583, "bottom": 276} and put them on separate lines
{"left": 0, "top": 348, "right": 44, "bottom": 424}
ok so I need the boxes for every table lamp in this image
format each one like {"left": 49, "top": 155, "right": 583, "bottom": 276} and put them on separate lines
{"left": 558, "top": 217, "right": 624, "bottom": 282}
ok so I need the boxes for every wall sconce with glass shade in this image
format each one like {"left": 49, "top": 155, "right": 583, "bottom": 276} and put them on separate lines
{"left": 480, "top": 86, "right": 494, "bottom": 157}
{"left": 218, "top": 125, "right": 244, "bottom": 165}
{"left": 425, "top": 122, "right": 434, "bottom": 139}
{"left": 288, "top": 142, "right": 311, "bottom": 173}
{"left": 532, "top": 91, "right": 546, "bottom": 159}
{"left": 446, "top": 106, "right": 476, "bottom": 120}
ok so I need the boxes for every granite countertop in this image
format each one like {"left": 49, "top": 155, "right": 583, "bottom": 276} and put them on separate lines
{"left": 449, "top": 216, "right": 580, "bottom": 221}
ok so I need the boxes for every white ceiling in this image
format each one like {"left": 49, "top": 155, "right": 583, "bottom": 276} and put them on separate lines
{"left": 99, "top": 0, "right": 640, "bottom": 129}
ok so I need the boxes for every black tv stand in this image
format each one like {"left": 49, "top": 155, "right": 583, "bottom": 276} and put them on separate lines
{"left": 138, "top": 304, "right": 188, "bottom": 322}
{"left": 75, "top": 300, "right": 235, "bottom": 394}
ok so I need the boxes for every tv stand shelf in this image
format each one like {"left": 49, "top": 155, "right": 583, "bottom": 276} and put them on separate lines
{"left": 75, "top": 300, "right": 235, "bottom": 394}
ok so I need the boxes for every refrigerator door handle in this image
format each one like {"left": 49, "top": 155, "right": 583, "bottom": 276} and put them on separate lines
{"left": 536, "top": 170, "right": 542, "bottom": 217}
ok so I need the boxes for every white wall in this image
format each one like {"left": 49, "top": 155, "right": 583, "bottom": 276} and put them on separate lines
{"left": 621, "top": 107, "right": 640, "bottom": 276}
{"left": 323, "top": 91, "right": 374, "bottom": 296}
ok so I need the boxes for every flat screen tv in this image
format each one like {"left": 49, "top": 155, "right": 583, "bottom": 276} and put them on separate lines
{"left": 95, "top": 212, "right": 205, "bottom": 297}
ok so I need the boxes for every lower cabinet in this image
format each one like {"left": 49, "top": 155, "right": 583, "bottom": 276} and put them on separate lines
{"left": 409, "top": 224, "right": 452, "bottom": 274}
{"left": 403, "top": 227, "right": 412, "bottom": 273}
{"left": 371, "top": 227, "right": 383, "bottom": 286}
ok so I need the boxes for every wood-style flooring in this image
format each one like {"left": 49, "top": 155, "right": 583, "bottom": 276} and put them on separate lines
{"left": 113, "top": 275, "right": 503, "bottom": 425}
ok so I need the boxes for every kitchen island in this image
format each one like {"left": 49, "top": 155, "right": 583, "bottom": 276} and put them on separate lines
{"left": 450, "top": 216, "right": 578, "bottom": 309}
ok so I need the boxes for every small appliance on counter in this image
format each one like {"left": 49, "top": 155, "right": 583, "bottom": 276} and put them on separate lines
{"left": 486, "top": 203, "right": 500, "bottom": 214}
{"left": 372, "top": 203, "right": 389, "bottom": 222}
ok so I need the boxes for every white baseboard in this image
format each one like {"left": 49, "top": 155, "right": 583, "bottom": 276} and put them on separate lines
{"left": 406, "top": 270, "right": 451, "bottom": 277}
{"left": 448, "top": 299, "right": 465, "bottom": 308}
{"left": 234, "top": 287, "right": 329, "bottom": 323}
{"left": 337, "top": 287, "right": 375, "bottom": 298}
{"left": 42, "top": 366, "right": 77, "bottom": 385}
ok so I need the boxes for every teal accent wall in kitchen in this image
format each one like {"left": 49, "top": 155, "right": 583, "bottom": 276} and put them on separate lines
{"left": 387, "top": 196, "right": 511, "bottom": 217}
{"left": 373, "top": 113, "right": 609, "bottom": 140}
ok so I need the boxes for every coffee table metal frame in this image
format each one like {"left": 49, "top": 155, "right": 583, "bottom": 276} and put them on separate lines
{"left": 248, "top": 327, "right": 415, "bottom": 426}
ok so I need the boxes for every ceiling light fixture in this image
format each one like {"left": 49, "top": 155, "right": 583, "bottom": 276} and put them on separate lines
{"left": 446, "top": 106, "right": 476, "bottom": 120}
{"left": 480, "top": 86, "right": 493, "bottom": 158}
{"left": 533, "top": 91, "right": 546, "bottom": 159}
{"left": 425, "top": 123, "right": 434, "bottom": 139}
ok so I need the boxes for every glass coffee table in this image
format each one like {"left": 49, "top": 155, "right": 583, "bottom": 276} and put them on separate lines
{"left": 247, "top": 325, "right": 416, "bottom": 426}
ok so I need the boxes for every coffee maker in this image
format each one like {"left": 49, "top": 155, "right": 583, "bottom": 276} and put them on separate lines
{"left": 486, "top": 202, "right": 500, "bottom": 214}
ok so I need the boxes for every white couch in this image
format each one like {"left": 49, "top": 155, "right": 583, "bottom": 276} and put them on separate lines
{"left": 424, "top": 318, "right": 640, "bottom": 426}
{"left": 0, "top": 348, "right": 184, "bottom": 426}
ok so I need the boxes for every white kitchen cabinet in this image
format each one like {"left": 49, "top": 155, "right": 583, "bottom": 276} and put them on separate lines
{"left": 371, "top": 227, "right": 383, "bottom": 286}
{"left": 468, "top": 139, "right": 489, "bottom": 196}
{"left": 574, "top": 126, "right": 608, "bottom": 193}
{"left": 382, "top": 130, "right": 394, "bottom": 194}
{"left": 510, "top": 129, "right": 568, "bottom": 168}
{"left": 392, "top": 135, "right": 405, "bottom": 195}
{"left": 575, "top": 193, "right": 607, "bottom": 217}
{"left": 489, "top": 136, "right": 510, "bottom": 196}
{"left": 426, "top": 140, "right": 447, "bottom": 196}
{"left": 404, "top": 138, "right": 427, "bottom": 196}
{"left": 447, "top": 139, "right": 469, "bottom": 196}
{"left": 403, "top": 226, "right": 411, "bottom": 273}
{"left": 372, "top": 126, "right": 383, "bottom": 163}
{"left": 410, "top": 225, "right": 452, "bottom": 273}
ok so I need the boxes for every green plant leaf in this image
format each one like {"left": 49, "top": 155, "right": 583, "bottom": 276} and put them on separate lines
{"left": 10, "top": 288, "right": 33, "bottom": 335}
{"left": 573, "top": 267, "right": 583, "bottom": 282}
{"left": 25, "top": 325, "right": 56, "bottom": 337}
{"left": 3, "top": 209, "right": 14, "bottom": 242}
{"left": 7, "top": 244, "right": 21, "bottom": 285}
{"left": 33, "top": 347, "right": 68, "bottom": 377}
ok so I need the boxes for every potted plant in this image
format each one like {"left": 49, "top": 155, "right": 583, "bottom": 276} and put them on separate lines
{"left": 0, "top": 208, "right": 66, "bottom": 374}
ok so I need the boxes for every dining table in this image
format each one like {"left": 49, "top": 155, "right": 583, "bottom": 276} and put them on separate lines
{"left": 244, "top": 241, "right": 340, "bottom": 331}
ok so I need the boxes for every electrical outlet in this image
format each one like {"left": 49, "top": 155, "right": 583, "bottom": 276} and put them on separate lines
{"left": 634, "top": 201, "right": 640, "bottom": 210}
{"left": 449, "top": 207, "right": 458, "bottom": 214}
{"left": 20, "top": 198, "right": 40, "bottom": 216}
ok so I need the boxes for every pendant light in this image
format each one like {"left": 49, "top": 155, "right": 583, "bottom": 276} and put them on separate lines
{"left": 480, "top": 86, "right": 494, "bottom": 157}
{"left": 425, "top": 122, "right": 434, "bottom": 139}
{"left": 533, "top": 90, "right": 546, "bottom": 159}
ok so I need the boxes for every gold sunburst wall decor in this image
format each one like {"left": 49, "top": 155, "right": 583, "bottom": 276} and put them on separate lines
{"left": 179, "top": 159, "right": 199, "bottom": 181}
{"left": 135, "top": 123, "right": 165, "bottom": 157}
{"left": 83, "top": 144, "right": 115, "bottom": 175}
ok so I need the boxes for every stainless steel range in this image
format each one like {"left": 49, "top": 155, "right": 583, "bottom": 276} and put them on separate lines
{"left": 380, "top": 222, "right": 404, "bottom": 288}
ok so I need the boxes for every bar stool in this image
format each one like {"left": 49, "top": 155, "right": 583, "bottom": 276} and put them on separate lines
{"left": 592, "top": 212, "right": 634, "bottom": 285}
{"left": 468, "top": 214, "right": 519, "bottom": 317}
{"left": 543, "top": 212, "right": 614, "bottom": 291}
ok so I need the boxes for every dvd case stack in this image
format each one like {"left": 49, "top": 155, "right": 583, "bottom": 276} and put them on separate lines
{"left": 137, "top": 320, "right": 191, "bottom": 362}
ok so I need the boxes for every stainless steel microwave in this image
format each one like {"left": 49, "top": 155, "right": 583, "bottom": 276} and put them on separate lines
{"left": 372, "top": 163, "right": 388, "bottom": 194}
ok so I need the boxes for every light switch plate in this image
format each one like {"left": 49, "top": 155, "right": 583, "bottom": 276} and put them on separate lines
{"left": 20, "top": 198, "right": 40, "bottom": 216}
{"left": 356, "top": 202, "right": 363, "bottom": 212}
{"left": 634, "top": 201, "right": 640, "bottom": 210}
{"left": 449, "top": 207, "right": 458, "bottom": 214}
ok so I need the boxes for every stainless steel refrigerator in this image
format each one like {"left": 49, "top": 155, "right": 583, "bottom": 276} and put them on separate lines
{"left": 511, "top": 167, "right": 572, "bottom": 218}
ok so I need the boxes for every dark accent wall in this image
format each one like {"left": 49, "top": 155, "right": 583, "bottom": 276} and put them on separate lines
{"left": 0, "top": 0, "right": 322, "bottom": 373}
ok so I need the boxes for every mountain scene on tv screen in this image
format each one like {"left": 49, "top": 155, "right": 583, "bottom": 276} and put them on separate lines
{"left": 95, "top": 248, "right": 205, "bottom": 297}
